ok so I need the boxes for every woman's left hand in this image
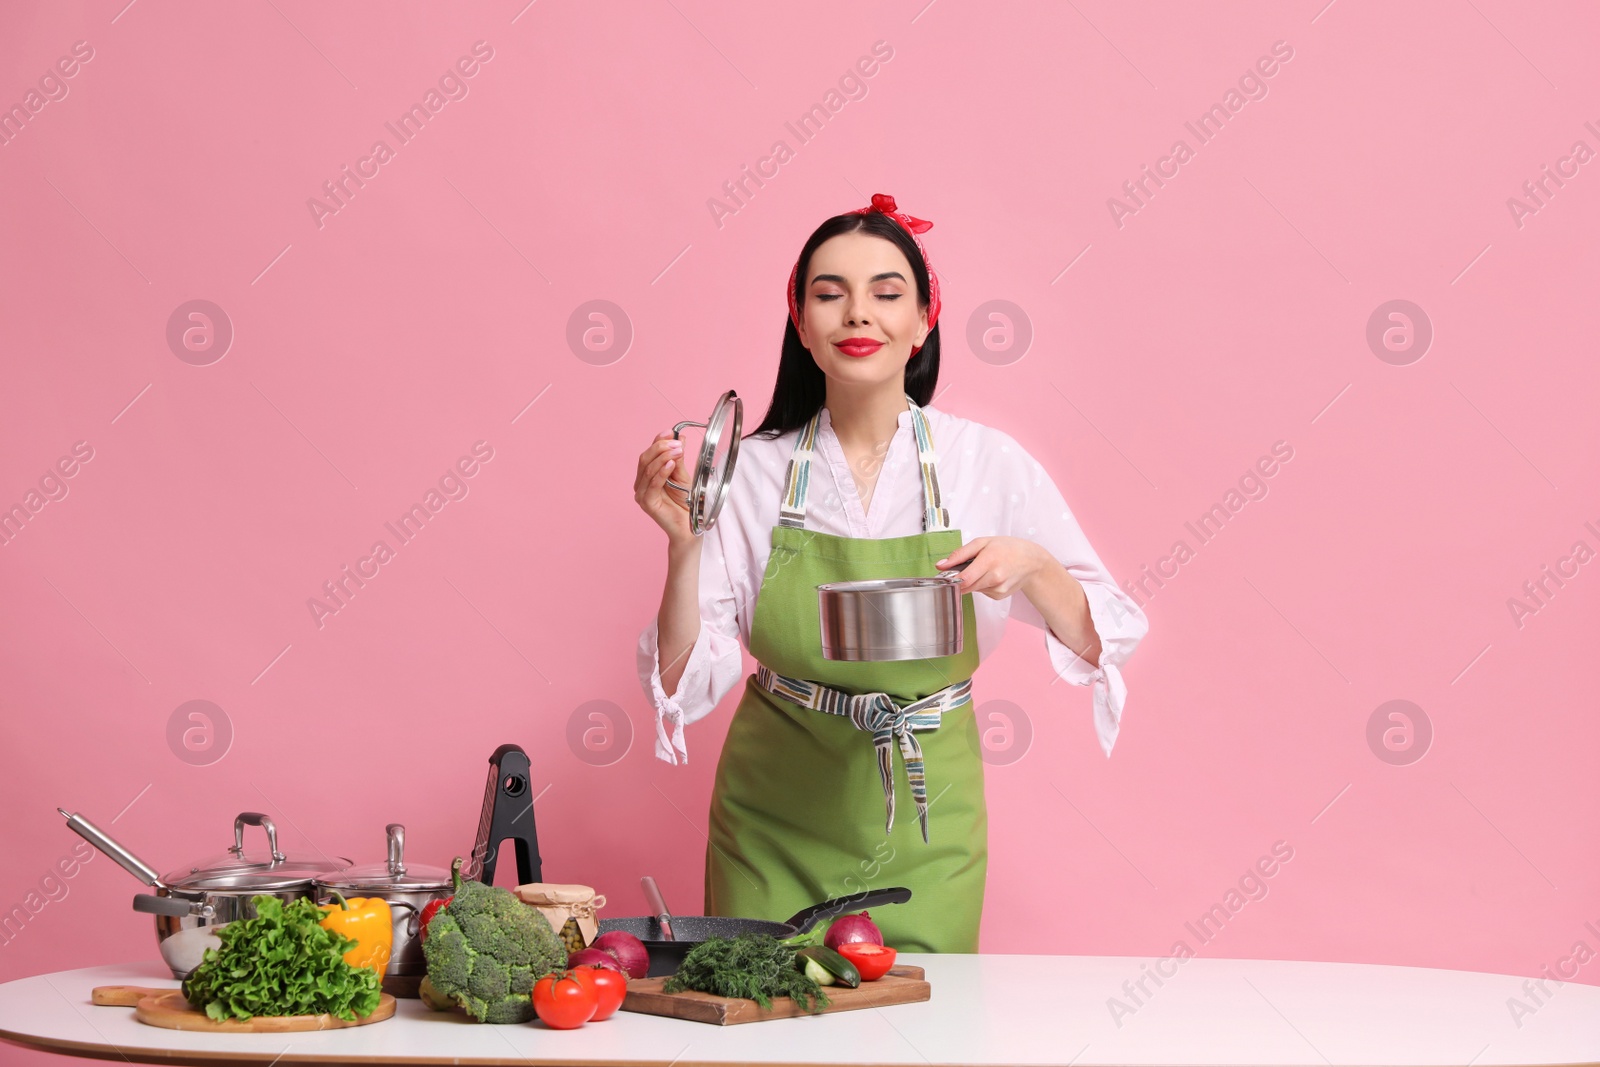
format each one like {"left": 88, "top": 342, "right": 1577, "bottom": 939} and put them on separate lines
{"left": 934, "top": 537, "right": 1057, "bottom": 600}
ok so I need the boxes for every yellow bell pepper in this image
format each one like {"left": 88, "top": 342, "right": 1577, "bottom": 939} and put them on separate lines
{"left": 318, "top": 892, "right": 393, "bottom": 976}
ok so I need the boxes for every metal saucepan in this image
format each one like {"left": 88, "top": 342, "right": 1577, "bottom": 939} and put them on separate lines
{"left": 664, "top": 389, "right": 742, "bottom": 536}
{"left": 314, "top": 823, "right": 453, "bottom": 979}
{"left": 818, "top": 559, "right": 972, "bottom": 661}
{"left": 61, "top": 808, "right": 350, "bottom": 979}
{"left": 595, "top": 882, "right": 912, "bottom": 977}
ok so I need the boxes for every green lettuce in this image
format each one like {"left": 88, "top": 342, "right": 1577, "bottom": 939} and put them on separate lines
{"left": 181, "top": 895, "right": 382, "bottom": 1022}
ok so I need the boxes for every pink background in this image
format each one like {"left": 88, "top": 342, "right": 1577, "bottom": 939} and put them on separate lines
{"left": 2, "top": 0, "right": 1597, "bottom": 1059}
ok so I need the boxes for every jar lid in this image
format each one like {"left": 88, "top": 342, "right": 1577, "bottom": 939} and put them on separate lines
{"left": 315, "top": 824, "right": 453, "bottom": 892}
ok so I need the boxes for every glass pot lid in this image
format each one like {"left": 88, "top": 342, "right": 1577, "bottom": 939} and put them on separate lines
{"left": 161, "top": 812, "right": 350, "bottom": 890}
{"left": 316, "top": 823, "right": 453, "bottom": 892}
{"left": 177, "top": 869, "right": 324, "bottom": 892}
{"left": 665, "top": 389, "right": 742, "bottom": 536}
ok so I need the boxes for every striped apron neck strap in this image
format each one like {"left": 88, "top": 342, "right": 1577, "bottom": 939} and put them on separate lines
{"left": 909, "top": 400, "right": 952, "bottom": 533}
{"left": 777, "top": 394, "right": 952, "bottom": 532}
{"left": 776, "top": 407, "right": 824, "bottom": 530}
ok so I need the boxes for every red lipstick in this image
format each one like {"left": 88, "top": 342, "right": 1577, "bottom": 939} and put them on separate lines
{"left": 835, "top": 337, "right": 884, "bottom": 358}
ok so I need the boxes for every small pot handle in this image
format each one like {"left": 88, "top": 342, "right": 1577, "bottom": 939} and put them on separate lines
{"left": 937, "top": 559, "right": 972, "bottom": 580}
{"left": 231, "top": 813, "right": 285, "bottom": 863}
{"left": 134, "top": 894, "right": 214, "bottom": 919}
{"left": 785, "top": 886, "right": 913, "bottom": 935}
{"left": 387, "top": 899, "right": 421, "bottom": 937}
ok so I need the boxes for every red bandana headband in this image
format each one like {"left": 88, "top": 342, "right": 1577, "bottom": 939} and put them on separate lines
{"left": 787, "top": 192, "right": 941, "bottom": 355}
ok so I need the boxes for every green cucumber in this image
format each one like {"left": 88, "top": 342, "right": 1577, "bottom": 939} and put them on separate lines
{"left": 795, "top": 946, "right": 861, "bottom": 989}
{"left": 801, "top": 956, "right": 834, "bottom": 986}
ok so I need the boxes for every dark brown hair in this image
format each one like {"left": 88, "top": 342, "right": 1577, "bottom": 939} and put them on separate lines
{"left": 746, "top": 209, "right": 942, "bottom": 440}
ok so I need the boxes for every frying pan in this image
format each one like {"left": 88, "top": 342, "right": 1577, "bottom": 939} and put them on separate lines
{"left": 595, "top": 884, "right": 913, "bottom": 977}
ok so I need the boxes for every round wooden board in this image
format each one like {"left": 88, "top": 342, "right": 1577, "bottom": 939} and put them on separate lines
{"left": 132, "top": 991, "right": 396, "bottom": 1032}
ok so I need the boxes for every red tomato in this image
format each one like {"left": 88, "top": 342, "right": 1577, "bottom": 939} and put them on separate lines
{"left": 533, "top": 971, "right": 599, "bottom": 1030}
{"left": 418, "top": 896, "right": 452, "bottom": 941}
{"left": 569, "top": 965, "right": 627, "bottom": 1021}
{"left": 836, "top": 942, "right": 897, "bottom": 981}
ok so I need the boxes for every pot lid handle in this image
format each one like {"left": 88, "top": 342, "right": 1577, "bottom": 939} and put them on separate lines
{"left": 386, "top": 823, "right": 407, "bottom": 877}
{"left": 231, "top": 812, "right": 286, "bottom": 863}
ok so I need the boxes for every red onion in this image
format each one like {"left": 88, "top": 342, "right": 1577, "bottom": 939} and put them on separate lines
{"left": 567, "top": 948, "right": 626, "bottom": 974}
{"left": 590, "top": 931, "right": 651, "bottom": 979}
{"left": 823, "top": 911, "right": 884, "bottom": 951}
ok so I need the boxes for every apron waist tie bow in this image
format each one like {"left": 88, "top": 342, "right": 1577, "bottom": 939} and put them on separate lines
{"left": 754, "top": 664, "right": 973, "bottom": 844}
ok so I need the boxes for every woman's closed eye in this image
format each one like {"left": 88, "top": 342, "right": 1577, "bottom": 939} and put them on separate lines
{"left": 815, "top": 293, "right": 903, "bottom": 302}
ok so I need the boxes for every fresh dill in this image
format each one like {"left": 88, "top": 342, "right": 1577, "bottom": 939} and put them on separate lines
{"left": 662, "top": 932, "right": 832, "bottom": 1012}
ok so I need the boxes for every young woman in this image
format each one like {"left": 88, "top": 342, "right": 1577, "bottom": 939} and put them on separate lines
{"left": 632, "top": 193, "right": 1148, "bottom": 952}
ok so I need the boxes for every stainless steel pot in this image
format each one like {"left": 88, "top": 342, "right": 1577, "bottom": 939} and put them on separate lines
{"left": 817, "top": 560, "right": 972, "bottom": 661}
{"left": 314, "top": 823, "right": 453, "bottom": 978}
{"left": 60, "top": 808, "right": 350, "bottom": 979}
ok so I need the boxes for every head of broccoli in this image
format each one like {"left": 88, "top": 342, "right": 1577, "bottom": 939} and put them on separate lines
{"left": 421, "top": 856, "right": 568, "bottom": 1023}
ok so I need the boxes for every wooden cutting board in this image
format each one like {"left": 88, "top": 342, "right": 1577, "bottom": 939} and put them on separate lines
{"left": 91, "top": 985, "right": 396, "bottom": 1032}
{"left": 620, "top": 964, "right": 928, "bottom": 1025}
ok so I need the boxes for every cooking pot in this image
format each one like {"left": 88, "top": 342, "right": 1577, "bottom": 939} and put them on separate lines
{"left": 60, "top": 808, "right": 349, "bottom": 979}
{"left": 817, "top": 560, "right": 972, "bottom": 661}
{"left": 596, "top": 884, "right": 912, "bottom": 977}
{"left": 314, "top": 823, "right": 452, "bottom": 979}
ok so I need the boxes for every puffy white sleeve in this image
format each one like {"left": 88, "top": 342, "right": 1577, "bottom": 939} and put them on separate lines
{"left": 635, "top": 518, "right": 746, "bottom": 766}
{"left": 996, "top": 435, "right": 1149, "bottom": 757}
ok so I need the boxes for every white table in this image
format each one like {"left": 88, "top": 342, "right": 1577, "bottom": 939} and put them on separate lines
{"left": 0, "top": 957, "right": 1595, "bottom": 1066}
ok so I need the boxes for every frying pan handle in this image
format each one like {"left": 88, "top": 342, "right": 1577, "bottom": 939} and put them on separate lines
{"left": 641, "top": 876, "right": 676, "bottom": 941}
{"left": 786, "top": 886, "right": 913, "bottom": 935}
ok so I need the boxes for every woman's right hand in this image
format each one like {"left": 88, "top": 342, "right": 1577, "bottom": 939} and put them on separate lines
{"left": 635, "top": 431, "right": 695, "bottom": 546}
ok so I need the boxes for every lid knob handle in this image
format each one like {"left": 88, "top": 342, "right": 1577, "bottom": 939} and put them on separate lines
{"left": 232, "top": 812, "right": 286, "bottom": 863}
{"left": 386, "top": 823, "right": 407, "bottom": 877}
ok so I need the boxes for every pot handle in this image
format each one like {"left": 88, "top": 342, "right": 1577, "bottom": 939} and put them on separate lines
{"left": 936, "top": 559, "right": 972, "bottom": 581}
{"left": 58, "top": 808, "right": 163, "bottom": 888}
{"left": 785, "top": 886, "right": 913, "bottom": 935}
{"left": 388, "top": 900, "right": 421, "bottom": 937}
{"left": 230, "top": 812, "right": 286, "bottom": 863}
{"left": 134, "top": 894, "right": 214, "bottom": 919}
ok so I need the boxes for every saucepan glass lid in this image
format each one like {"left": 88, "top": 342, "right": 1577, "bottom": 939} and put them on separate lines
{"left": 666, "top": 390, "right": 742, "bottom": 536}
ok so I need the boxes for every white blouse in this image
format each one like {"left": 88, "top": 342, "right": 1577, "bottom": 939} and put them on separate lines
{"left": 636, "top": 402, "right": 1149, "bottom": 766}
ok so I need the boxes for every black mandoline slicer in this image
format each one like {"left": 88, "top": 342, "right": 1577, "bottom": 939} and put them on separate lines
{"left": 463, "top": 743, "right": 543, "bottom": 886}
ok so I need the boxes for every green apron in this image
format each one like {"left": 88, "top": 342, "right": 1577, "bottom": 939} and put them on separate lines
{"left": 704, "top": 396, "right": 987, "bottom": 953}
